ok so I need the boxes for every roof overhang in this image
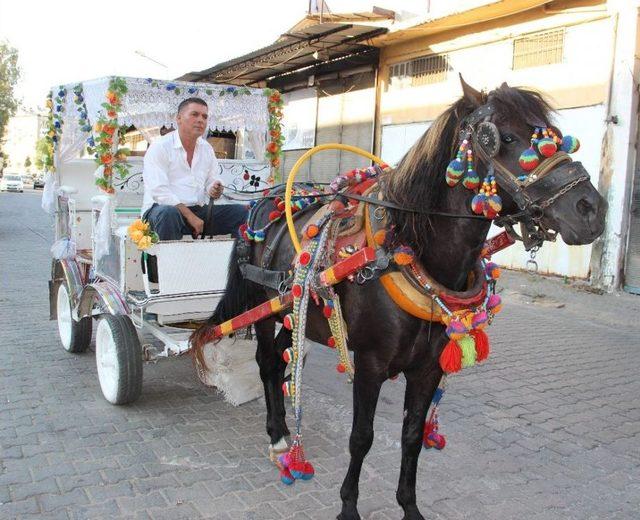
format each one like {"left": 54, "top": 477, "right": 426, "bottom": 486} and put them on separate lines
{"left": 179, "top": 22, "right": 388, "bottom": 86}
{"left": 371, "top": 0, "right": 553, "bottom": 46}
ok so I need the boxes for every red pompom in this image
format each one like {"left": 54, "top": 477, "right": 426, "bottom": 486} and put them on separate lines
{"left": 323, "top": 305, "right": 333, "bottom": 318}
{"left": 268, "top": 210, "right": 282, "bottom": 221}
{"left": 327, "top": 336, "right": 336, "bottom": 348}
{"left": 277, "top": 201, "right": 286, "bottom": 212}
{"left": 274, "top": 197, "right": 282, "bottom": 205}
{"left": 439, "top": 339, "right": 462, "bottom": 373}
{"left": 469, "top": 329, "right": 490, "bottom": 362}
{"left": 336, "top": 363, "right": 346, "bottom": 373}
{"left": 292, "top": 284, "right": 303, "bottom": 298}
{"left": 298, "top": 251, "right": 311, "bottom": 266}
{"left": 282, "top": 348, "right": 293, "bottom": 364}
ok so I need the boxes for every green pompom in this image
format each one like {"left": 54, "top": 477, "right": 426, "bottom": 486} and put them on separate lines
{"left": 458, "top": 335, "right": 477, "bottom": 368}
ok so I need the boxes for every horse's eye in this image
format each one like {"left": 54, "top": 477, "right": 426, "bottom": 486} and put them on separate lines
{"left": 501, "top": 134, "right": 516, "bottom": 144}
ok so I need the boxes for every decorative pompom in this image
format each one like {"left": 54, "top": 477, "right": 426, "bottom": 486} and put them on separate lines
{"left": 373, "top": 229, "right": 387, "bottom": 246}
{"left": 327, "top": 336, "right": 336, "bottom": 348}
{"left": 249, "top": 200, "right": 257, "bottom": 208}
{"left": 246, "top": 229, "right": 255, "bottom": 241}
{"left": 292, "top": 284, "right": 303, "bottom": 298}
{"left": 323, "top": 305, "right": 333, "bottom": 318}
{"left": 445, "top": 318, "right": 467, "bottom": 340}
{"left": 305, "top": 224, "right": 319, "bottom": 239}
{"left": 300, "top": 461, "right": 315, "bottom": 480}
{"left": 268, "top": 210, "right": 281, "bottom": 221}
{"left": 273, "top": 197, "right": 282, "bottom": 206}
{"left": 519, "top": 148, "right": 540, "bottom": 171}
{"left": 280, "top": 468, "right": 295, "bottom": 485}
{"left": 458, "top": 334, "right": 477, "bottom": 368}
{"left": 283, "top": 314, "right": 295, "bottom": 330}
{"left": 470, "top": 329, "right": 490, "bottom": 362}
{"left": 289, "top": 461, "right": 306, "bottom": 480}
{"left": 282, "top": 348, "right": 294, "bottom": 364}
{"left": 484, "top": 194, "right": 502, "bottom": 219}
{"left": 485, "top": 262, "right": 501, "bottom": 280}
{"left": 462, "top": 170, "right": 480, "bottom": 190}
{"left": 336, "top": 363, "right": 346, "bottom": 373}
{"left": 254, "top": 230, "right": 266, "bottom": 242}
{"left": 471, "top": 310, "right": 489, "bottom": 330}
{"left": 537, "top": 137, "right": 557, "bottom": 158}
{"left": 423, "top": 422, "right": 447, "bottom": 450}
{"left": 277, "top": 200, "right": 286, "bottom": 212}
{"left": 486, "top": 294, "right": 502, "bottom": 314}
{"left": 471, "top": 193, "right": 487, "bottom": 215}
{"left": 561, "top": 135, "right": 580, "bottom": 154}
{"left": 446, "top": 159, "right": 465, "bottom": 186}
{"left": 439, "top": 339, "right": 462, "bottom": 373}
{"left": 393, "top": 246, "right": 414, "bottom": 266}
{"left": 298, "top": 251, "right": 311, "bottom": 266}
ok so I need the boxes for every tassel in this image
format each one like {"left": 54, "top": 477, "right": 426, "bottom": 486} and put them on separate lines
{"left": 471, "top": 310, "right": 488, "bottom": 330}
{"left": 439, "top": 339, "right": 462, "bottom": 373}
{"left": 445, "top": 318, "right": 467, "bottom": 340}
{"left": 470, "top": 329, "right": 490, "bottom": 362}
{"left": 458, "top": 334, "right": 477, "bottom": 368}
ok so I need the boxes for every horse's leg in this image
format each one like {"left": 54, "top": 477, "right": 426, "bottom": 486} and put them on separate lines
{"left": 338, "top": 355, "right": 384, "bottom": 520}
{"left": 254, "top": 318, "right": 290, "bottom": 458}
{"left": 396, "top": 364, "right": 442, "bottom": 520}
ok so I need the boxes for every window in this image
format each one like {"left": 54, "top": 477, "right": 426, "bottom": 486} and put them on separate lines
{"left": 388, "top": 53, "right": 450, "bottom": 89}
{"left": 513, "top": 28, "right": 565, "bottom": 70}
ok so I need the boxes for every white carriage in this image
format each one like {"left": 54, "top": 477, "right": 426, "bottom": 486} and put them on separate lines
{"left": 46, "top": 76, "right": 278, "bottom": 404}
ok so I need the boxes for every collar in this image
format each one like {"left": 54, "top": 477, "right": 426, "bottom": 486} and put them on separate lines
{"left": 172, "top": 130, "right": 204, "bottom": 150}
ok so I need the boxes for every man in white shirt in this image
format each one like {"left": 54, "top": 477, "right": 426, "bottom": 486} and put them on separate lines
{"left": 142, "top": 97, "right": 247, "bottom": 240}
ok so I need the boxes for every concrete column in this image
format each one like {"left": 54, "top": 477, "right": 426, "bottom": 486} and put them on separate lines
{"left": 591, "top": 0, "right": 640, "bottom": 290}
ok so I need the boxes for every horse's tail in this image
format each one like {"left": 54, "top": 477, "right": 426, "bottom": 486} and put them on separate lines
{"left": 190, "top": 243, "right": 249, "bottom": 359}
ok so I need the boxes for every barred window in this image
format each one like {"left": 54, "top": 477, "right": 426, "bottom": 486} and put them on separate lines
{"left": 388, "top": 53, "right": 450, "bottom": 89}
{"left": 513, "top": 28, "right": 565, "bottom": 70}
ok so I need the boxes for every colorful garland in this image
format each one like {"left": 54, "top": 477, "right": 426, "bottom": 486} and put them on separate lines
{"left": 93, "top": 77, "right": 131, "bottom": 194}
{"left": 264, "top": 88, "right": 284, "bottom": 183}
{"left": 43, "top": 86, "right": 67, "bottom": 172}
{"left": 72, "top": 83, "right": 93, "bottom": 155}
{"left": 144, "top": 78, "right": 253, "bottom": 98}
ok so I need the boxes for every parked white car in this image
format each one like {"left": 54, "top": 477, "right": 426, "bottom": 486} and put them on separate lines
{"left": 0, "top": 173, "right": 24, "bottom": 192}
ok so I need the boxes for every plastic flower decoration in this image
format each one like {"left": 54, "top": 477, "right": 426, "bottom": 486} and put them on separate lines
{"left": 128, "top": 219, "right": 158, "bottom": 251}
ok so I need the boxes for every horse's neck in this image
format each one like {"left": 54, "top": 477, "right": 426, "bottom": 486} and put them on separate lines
{"left": 419, "top": 191, "right": 492, "bottom": 291}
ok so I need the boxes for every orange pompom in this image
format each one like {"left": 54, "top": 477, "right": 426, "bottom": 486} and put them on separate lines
{"left": 394, "top": 252, "right": 413, "bottom": 266}
{"left": 439, "top": 339, "right": 462, "bottom": 373}
{"left": 373, "top": 230, "right": 387, "bottom": 246}
{"left": 305, "top": 224, "right": 319, "bottom": 239}
{"left": 469, "top": 329, "right": 490, "bottom": 362}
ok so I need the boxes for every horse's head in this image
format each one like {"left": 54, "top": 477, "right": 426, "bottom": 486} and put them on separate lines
{"left": 458, "top": 77, "right": 606, "bottom": 248}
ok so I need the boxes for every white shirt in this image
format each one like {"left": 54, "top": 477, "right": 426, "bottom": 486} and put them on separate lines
{"left": 141, "top": 131, "right": 221, "bottom": 215}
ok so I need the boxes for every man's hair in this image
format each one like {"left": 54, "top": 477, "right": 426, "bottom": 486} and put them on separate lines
{"left": 177, "top": 97, "right": 208, "bottom": 114}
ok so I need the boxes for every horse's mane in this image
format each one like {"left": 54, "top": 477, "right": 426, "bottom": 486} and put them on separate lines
{"left": 382, "top": 84, "right": 554, "bottom": 256}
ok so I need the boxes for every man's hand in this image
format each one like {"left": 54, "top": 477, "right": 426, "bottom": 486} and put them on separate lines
{"left": 208, "top": 180, "right": 223, "bottom": 200}
{"left": 186, "top": 213, "right": 204, "bottom": 237}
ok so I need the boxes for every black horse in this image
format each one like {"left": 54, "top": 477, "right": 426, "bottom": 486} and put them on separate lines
{"left": 192, "top": 78, "right": 606, "bottom": 519}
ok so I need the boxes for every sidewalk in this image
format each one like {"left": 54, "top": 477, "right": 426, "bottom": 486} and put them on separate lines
{"left": 1, "top": 191, "right": 639, "bottom": 519}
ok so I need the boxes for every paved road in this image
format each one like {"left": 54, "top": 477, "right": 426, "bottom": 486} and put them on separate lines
{"left": 1, "top": 191, "right": 639, "bottom": 519}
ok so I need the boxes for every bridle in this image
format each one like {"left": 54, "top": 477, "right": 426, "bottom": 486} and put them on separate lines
{"left": 462, "top": 101, "right": 590, "bottom": 250}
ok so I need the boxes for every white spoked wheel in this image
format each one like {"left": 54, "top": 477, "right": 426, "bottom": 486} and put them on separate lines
{"left": 95, "top": 314, "right": 143, "bottom": 405}
{"left": 56, "top": 283, "right": 91, "bottom": 353}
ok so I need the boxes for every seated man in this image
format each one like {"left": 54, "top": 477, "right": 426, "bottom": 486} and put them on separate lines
{"left": 142, "top": 97, "right": 247, "bottom": 240}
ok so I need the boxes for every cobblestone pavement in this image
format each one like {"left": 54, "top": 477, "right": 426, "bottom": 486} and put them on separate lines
{"left": 1, "top": 191, "right": 639, "bottom": 519}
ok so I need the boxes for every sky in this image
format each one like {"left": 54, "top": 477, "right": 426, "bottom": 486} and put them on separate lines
{"left": 0, "top": 0, "right": 379, "bottom": 111}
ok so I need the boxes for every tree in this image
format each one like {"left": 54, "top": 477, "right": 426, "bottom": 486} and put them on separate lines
{"left": 0, "top": 41, "right": 21, "bottom": 145}
{"left": 34, "top": 137, "right": 49, "bottom": 171}
{"left": 24, "top": 156, "right": 31, "bottom": 170}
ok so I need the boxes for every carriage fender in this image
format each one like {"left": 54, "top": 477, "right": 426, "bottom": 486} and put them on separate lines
{"left": 77, "top": 281, "right": 131, "bottom": 320}
{"left": 49, "top": 258, "right": 85, "bottom": 320}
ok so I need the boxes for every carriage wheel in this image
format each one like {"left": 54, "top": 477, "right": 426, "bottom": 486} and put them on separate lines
{"left": 56, "top": 282, "right": 92, "bottom": 353}
{"left": 95, "top": 314, "right": 143, "bottom": 405}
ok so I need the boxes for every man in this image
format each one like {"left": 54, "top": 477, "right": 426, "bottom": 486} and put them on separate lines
{"left": 142, "top": 97, "right": 247, "bottom": 240}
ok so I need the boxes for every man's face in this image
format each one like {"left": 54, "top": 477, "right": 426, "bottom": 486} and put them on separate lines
{"left": 177, "top": 102, "right": 208, "bottom": 139}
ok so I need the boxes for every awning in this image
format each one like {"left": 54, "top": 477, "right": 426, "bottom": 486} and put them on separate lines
{"left": 179, "top": 22, "right": 388, "bottom": 86}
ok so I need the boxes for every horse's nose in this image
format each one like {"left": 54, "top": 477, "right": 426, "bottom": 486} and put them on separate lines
{"left": 576, "top": 197, "right": 595, "bottom": 217}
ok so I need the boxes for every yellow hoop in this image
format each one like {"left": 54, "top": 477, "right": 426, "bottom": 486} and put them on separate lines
{"left": 285, "top": 143, "right": 386, "bottom": 253}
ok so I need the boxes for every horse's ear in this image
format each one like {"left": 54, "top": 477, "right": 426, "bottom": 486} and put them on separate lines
{"left": 500, "top": 81, "right": 509, "bottom": 89}
{"left": 459, "top": 74, "right": 483, "bottom": 107}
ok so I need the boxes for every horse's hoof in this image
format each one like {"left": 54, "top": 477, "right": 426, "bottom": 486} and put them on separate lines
{"left": 337, "top": 505, "right": 361, "bottom": 520}
{"left": 268, "top": 437, "right": 289, "bottom": 463}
